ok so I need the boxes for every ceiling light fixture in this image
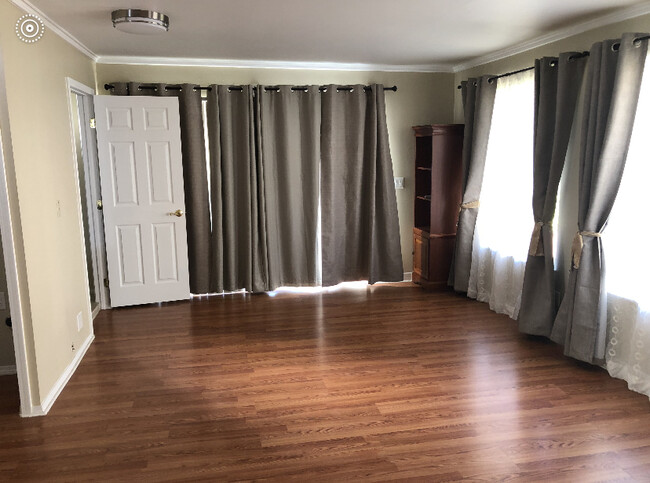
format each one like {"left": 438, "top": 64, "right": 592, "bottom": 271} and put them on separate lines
{"left": 111, "top": 9, "right": 169, "bottom": 34}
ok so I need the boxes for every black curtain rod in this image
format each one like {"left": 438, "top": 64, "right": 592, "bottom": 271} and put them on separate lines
{"left": 456, "top": 51, "right": 591, "bottom": 89}
{"left": 104, "top": 83, "right": 397, "bottom": 93}
{"left": 456, "top": 34, "right": 650, "bottom": 89}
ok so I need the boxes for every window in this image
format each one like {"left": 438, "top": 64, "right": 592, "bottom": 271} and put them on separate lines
{"left": 605, "top": 55, "right": 650, "bottom": 311}
{"left": 475, "top": 70, "right": 535, "bottom": 262}
{"left": 604, "top": 52, "right": 650, "bottom": 398}
{"left": 467, "top": 69, "right": 535, "bottom": 318}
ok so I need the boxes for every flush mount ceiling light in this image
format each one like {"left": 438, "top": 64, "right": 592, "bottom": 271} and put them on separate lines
{"left": 111, "top": 9, "right": 169, "bottom": 34}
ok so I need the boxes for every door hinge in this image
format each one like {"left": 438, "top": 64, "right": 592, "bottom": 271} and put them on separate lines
{"left": 96, "top": 199, "right": 103, "bottom": 210}
{"left": 104, "top": 278, "right": 109, "bottom": 288}
{"left": 89, "top": 118, "right": 96, "bottom": 129}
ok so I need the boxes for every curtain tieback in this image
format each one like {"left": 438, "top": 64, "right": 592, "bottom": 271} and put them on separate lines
{"left": 459, "top": 200, "right": 480, "bottom": 211}
{"left": 571, "top": 230, "right": 602, "bottom": 269}
{"left": 528, "top": 221, "right": 551, "bottom": 257}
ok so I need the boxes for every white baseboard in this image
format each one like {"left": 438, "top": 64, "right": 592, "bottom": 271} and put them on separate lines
{"left": 24, "top": 333, "right": 94, "bottom": 417}
{"left": 0, "top": 365, "right": 16, "bottom": 376}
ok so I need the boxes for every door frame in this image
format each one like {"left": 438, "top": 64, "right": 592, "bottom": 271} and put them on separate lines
{"left": 0, "top": 46, "right": 33, "bottom": 416}
{"left": 65, "top": 78, "right": 109, "bottom": 312}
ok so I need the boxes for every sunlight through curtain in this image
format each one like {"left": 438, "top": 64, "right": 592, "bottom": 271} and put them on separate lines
{"left": 467, "top": 69, "right": 535, "bottom": 318}
{"left": 605, "top": 51, "right": 650, "bottom": 398}
{"left": 550, "top": 34, "right": 648, "bottom": 364}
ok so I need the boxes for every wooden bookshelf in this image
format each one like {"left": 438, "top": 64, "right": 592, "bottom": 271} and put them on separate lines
{"left": 412, "top": 124, "right": 464, "bottom": 289}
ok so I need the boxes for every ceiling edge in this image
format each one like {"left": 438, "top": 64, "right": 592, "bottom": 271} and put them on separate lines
{"left": 12, "top": 0, "right": 650, "bottom": 74}
{"left": 9, "top": 0, "right": 98, "bottom": 60}
{"left": 96, "top": 56, "right": 456, "bottom": 73}
{"left": 8, "top": 0, "right": 454, "bottom": 73}
{"left": 452, "top": 0, "right": 650, "bottom": 73}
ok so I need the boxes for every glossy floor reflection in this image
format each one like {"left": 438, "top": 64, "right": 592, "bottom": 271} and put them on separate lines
{"left": 0, "top": 284, "right": 649, "bottom": 481}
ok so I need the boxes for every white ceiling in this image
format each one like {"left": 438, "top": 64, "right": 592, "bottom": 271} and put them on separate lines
{"left": 18, "top": 0, "right": 650, "bottom": 71}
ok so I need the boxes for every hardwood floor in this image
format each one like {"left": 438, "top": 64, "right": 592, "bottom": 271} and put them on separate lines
{"left": 1, "top": 284, "right": 649, "bottom": 481}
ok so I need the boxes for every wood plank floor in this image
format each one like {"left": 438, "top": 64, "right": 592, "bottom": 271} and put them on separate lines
{"left": 1, "top": 284, "right": 649, "bottom": 482}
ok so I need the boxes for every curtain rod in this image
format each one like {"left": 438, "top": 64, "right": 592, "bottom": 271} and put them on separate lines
{"left": 104, "top": 84, "right": 397, "bottom": 93}
{"left": 456, "top": 51, "right": 590, "bottom": 89}
{"left": 456, "top": 34, "right": 650, "bottom": 89}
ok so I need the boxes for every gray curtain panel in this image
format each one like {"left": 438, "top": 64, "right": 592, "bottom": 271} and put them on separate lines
{"left": 550, "top": 33, "right": 649, "bottom": 363}
{"left": 320, "top": 84, "right": 403, "bottom": 286}
{"left": 518, "top": 54, "right": 587, "bottom": 337}
{"left": 110, "top": 82, "right": 211, "bottom": 294}
{"left": 449, "top": 76, "right": 497, "bottom": 292}
{"left": 206, "top": 85, "right": 269, "bottom": 293}
{"left": 257, "top": 86, "right": 321, "bottom": 288}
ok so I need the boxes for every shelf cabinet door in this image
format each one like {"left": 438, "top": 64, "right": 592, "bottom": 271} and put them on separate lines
{"left": 413, "top": 232, "right": 429, "bottom": 280}
{"left": 428, "top": 236, "right": 456, "bottom": 287}
{"left": 430, "top": 130, "right": 464, "bottom": 234}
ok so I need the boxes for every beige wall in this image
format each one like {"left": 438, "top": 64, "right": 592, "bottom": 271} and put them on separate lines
{"left": 96, "top": 64, "right": 456, "bottom": 272}
{"left": 0, "top": 1, "right": 96, "bottom": 405}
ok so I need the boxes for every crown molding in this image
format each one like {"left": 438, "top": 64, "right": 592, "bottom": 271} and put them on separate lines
{"left": 10, "top": 0, "right": 650, "bottom": 74}
{"left": 453, "top": 0, "right": 650, "bottom": 72}
{"left": 96, "top": 56, "right": 455, "bottom": 73}
{"left": 9, "top": 0, "right": 97, "bottom": 60}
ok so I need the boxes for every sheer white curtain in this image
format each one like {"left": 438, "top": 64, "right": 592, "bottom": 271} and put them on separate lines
{"left": 605, "top": 53, "right": 650, "bottom": 398}
{"left": 467, "top": 69, "right": 535, "bottom": 318}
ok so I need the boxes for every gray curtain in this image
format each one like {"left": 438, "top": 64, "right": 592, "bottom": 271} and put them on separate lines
{"left": 550, "top": 33, "right": 649, "bottom": 363}
{"left": 518, "top": 54, "right": 587, "bottom": 336}
{"left": 320, "top": 84, "right": 403, "bottom": 286}
{"left": 206, "top": 85, "right": 269, "bottom": 293}
{"left": 110, "top": 82, "right": 211, "bottom": 294}
{"left": 449, "top": 76, "right": 497, "bottom": 292}
{"left": 257, "top": 86, "right": 321, "bottom": 288}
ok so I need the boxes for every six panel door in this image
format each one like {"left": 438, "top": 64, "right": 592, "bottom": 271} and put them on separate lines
{"left": 94, "top": 95, "right": 190, "bottom": 307}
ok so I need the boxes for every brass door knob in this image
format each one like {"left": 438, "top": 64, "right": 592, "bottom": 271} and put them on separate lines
{"left": 168, "top": 209, "right": 185, "bottom": 217}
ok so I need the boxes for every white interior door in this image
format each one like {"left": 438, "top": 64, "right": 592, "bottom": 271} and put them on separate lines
{"left": 94, "top": 95, "right": 190, "bottom": 307}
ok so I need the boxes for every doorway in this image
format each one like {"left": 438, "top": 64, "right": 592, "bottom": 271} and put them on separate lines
{"left": 0, "top": 46, "right": 31, "bottom": 415}
{"left": 66, "top": 79, "right": 109, "bottom": 313}
{"left": 0, "top": 230, "right": 17, "bottom": 415}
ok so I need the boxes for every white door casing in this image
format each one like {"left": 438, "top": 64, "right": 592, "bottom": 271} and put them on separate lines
{"left": 66, "top": 78, "right": 109, "bottom": 313}
{"left": 94, "top": 96, "right": 190, "bottom": 307}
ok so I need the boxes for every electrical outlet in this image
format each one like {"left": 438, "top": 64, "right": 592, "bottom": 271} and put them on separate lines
{"left": 0, "top": 292, "right": 6, "bottom": 311}
{"left": 394, "top": 177, "right": 405, "bottom": 190}
{"left": 76, "top": 311, "right": 83, "bottom": 332}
